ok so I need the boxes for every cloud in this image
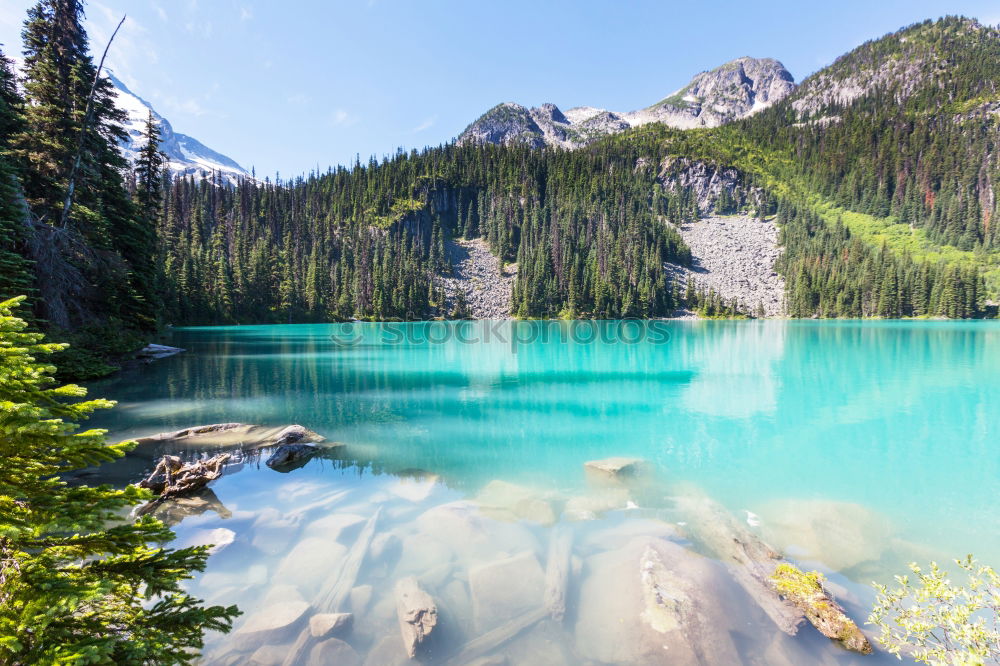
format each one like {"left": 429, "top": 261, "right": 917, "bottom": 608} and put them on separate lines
{"left": 412, "top": 115, "right": 437, "bottom": 133}
{"left": 153, "top": 4, "right": 169, "bottom": 22}
{"left": 331, "top": 109, "right": 358, "bottom": 127}
{"left": 239, "top": 6, "right": 253, "bottom": 21}
{"left": 287, "top": 93, "right": 310, "bottom": 106}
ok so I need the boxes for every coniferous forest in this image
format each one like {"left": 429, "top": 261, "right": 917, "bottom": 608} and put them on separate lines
{"left": 0, "top": 9, "right": 997, "bottom": 363}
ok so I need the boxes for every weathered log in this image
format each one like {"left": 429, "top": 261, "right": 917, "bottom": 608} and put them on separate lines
{"left": 672, "top": 483, "right": 805, "bottom": 635}
{"left": 395, "top": 576, "right": 438, "bottom": 658}
{"left": 543, "top": 524, "right": 573, "bottom": 621}
{"left": 444, "top": 607, "right": 547, "bottom": 665}
{"left": 770, "top": 563, "right": 873, "bottom": 654}
{"left": 137, "top": 453, "right": 230, "bottom": 515}
{"left": 280, "top": 508, "right": 381, "bottom": 666}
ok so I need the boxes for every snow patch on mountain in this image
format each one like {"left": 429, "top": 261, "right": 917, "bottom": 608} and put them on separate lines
{"left": 108, "top": 72, "right": 250, "bottom": 185}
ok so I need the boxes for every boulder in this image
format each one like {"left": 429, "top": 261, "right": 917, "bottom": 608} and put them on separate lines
{"left": 395, "top": 576, "right": 438, "bottom": 658}
{"left": 469, "top": 551, "right": 545, "bottom": 633}
{"left": 754, "top": 498, "right": 893, "bottom": 571}
{"left": 247, "top": 645, "right": 286, "bottom": 666}
{"left": 475, "top": 480, "right": 558, "bottom": 526}
{"left": 273, "top": 424, "right": 319, "bottom": 446}
{"left": 415, "top": 501, "right": 540, "bottom": 561}
{"left": 307, "top": 637, "right": 362, "bottom": 666}
{"left": 302, "top": 513, "right": 366, "bottom": 543}
{"left": 309, "top": 612, "right": 353, "bottom": 639}
{"left": 273, "top": 537, "right": 348, "bottom": 591}
{"left": 363, "top": 635, "right": 410, "bottom": 666}
{"left": 574, "top": 536, "right": 742, "bottom": 665}
{"left": 232, "top": 586, "right": 309, "bottom": 650}
{"left": 265, "top": 443, "right": 318, "bottom": 469}
{"left": 583, "top": 457, "right": 649, "bottom": 484}
{"left": 350, "top": 584, "right": 373, "bottom": 616}
{"left": 392, "top": 532, "right": 454, "bottom": 582}
{"left": 250, "top": 509, "right": 301, "bottom": 556}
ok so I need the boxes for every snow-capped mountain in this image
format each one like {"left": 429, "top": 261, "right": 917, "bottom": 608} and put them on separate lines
{"left": 108, "top": 72, "right": 250, "bottom": 185}
{"left": 458, "top": 57, "right": 796, "bottom": 149}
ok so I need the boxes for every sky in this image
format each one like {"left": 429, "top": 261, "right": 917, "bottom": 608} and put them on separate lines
{"left": 1, "top": 0, "right": 999, "bottom": 178}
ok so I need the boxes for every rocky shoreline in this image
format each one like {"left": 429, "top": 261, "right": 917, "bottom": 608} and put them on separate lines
{"left": 130, "top": 425, "right": 891, "bottom": 665}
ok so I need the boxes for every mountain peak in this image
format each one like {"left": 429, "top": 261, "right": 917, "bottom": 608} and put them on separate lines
{"left": 108, "top": 72, "right": 251, "bottom": 184}
{"left": 457, "top": 56, "right": 796, "bottom": 149}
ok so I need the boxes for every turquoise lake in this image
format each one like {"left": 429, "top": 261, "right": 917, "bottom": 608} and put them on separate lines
{"left": 87, "top": 320, "right": 1000, "bottom": 664}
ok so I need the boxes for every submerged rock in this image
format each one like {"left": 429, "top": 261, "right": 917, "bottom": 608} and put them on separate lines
{"left": 265, "top": 442, "right": 318, "bottom": 469}
{"left": 247, "top": 644, "right": 286, "bottom": 666}
{"left": 469, "top": 551, "right": 546, "bottom": 633}
{"left": 394, "top": 576, "right": 438, "bottom": 658}
{"left": 574, "top": 536, "right": 742, "bottom": 664}
{"left": 309, "top": 612, "right": 353, "bottom": 639}
{"left": 475, "top": 479, "right": 558, "bottom": 526}
{"left": 754, "top": 498, "right": 893, "bottom": 571}
{"left": 583, "top": 457, "right": 649, "bottom": 483}
{"left": 307, "top": 637, "right": 362, "bottom": 666}
{"left": 273, "top": 537, "right": 348, "bottom": 591}
{"left": 232, "top": 586, "right": 310, "bottom": 650}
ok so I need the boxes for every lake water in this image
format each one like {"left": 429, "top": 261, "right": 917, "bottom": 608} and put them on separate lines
{"left": 87, "top": 320, "right": 1000, "bottom": 665}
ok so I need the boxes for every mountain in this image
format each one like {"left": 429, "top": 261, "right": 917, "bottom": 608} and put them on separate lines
{"left": 458, "top": 57, "right": 796, "bottom": 149}
{"left": 108, "top": 73, "right": 250, "bottom": 184}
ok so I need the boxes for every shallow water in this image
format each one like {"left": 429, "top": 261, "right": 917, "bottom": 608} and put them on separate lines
{"left": 87, "top": 320, "right": 1000, "bottom": 664}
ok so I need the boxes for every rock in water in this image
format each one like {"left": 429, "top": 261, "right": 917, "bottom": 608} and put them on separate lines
{"left": 469, "top": 551, "right": 546, "bottom": 633}
{"left": 583, "top": 457, "right": 649, "bottom": 483}
{"left": 265, "top": 442, "right": 318, "bottom": 469}
{"left": 394, "top": 577, "right": 438, "bottom": 658}
{"left": 307, "top": 637, "right": 362, "bottom": 666}
{"left": 574, "top": 536, "right": 743, "bottom": 664}
{"left": 136, "top": 343, "right": 185, "bottom": 360}
{"left": 309, "top": 612, "right": 353, "bottom": 639}
{"left": 273, "top": 424, "right": 315, "bottom": 446}
{"left": 233, "top": 586, "right": 310, "bottom": 650}
{"left": 754, "top": 498, "right": 894, "bottom": 571}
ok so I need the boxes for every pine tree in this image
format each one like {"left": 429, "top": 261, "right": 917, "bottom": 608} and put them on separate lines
{"left": 0, "top": 296, "right": 239, "bottom": 664}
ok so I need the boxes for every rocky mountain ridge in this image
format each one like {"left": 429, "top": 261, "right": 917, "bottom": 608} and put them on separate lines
{"left": 458, "top": 57, "right": 796, "bottom": 149}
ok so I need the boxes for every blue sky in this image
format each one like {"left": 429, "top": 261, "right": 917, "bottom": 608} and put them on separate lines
{"left": 1, "top": 0, "right": 999, "bottom": 178}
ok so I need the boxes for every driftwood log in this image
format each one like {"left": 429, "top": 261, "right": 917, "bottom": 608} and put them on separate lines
{"left": 674, "top": 483, "right": 870, "bottom": 653}
{"left": 137, "top": 453, "right": 230, "bottom": 515}
{"left": 543, "top": 524, "right": 573, "bottom": 621}
{"left": 673, "top": 483, "right": 805, "bottom": 635}
{"left": 771, "top": 563, "right": 873, "bottom": 654}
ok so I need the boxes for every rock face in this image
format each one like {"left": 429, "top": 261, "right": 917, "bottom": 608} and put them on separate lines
{"left": 458, "top": 57, "right": 795, "bottom": 149}
{"left": 666, "top": 215, "right": 785, "bottom": 316}
{"left": 436, "top": 238, "right": 516, "bottom": 319}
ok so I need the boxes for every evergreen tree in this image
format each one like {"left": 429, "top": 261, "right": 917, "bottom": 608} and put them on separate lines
{"left": 0, "top": 296, "right": 239, "bottom": 664}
